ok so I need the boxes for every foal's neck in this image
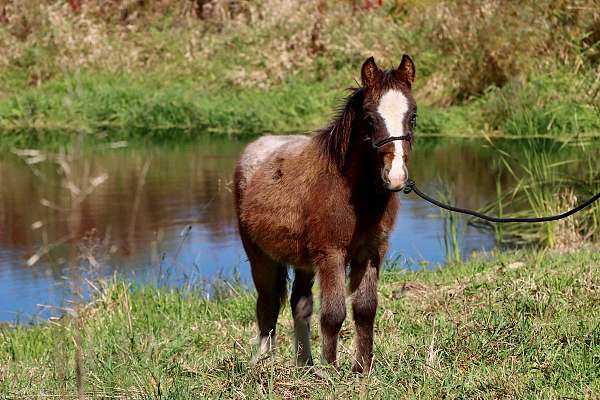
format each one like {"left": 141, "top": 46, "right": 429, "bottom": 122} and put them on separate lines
{"left": 344, "top": 128, "right": 393, "bottom": 209}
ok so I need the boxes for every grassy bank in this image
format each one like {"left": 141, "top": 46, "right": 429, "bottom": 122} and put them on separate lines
{"left": 1, "top": 248, "right": 599, "bottom": 398}
{"left": 0, "top": 1, "right": 599, "bottom": 145}
{"left": 0, "top": 74, "right": 339, "bottom": 147}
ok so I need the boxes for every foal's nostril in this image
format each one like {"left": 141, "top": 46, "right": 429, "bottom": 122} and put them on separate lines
{"left": 381, "top": 169, "right": 391, "bottom": 185}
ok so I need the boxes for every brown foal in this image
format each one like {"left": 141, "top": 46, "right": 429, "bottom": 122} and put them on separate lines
{"left": 234, "top": 55, "right": 417, "bottom": 372}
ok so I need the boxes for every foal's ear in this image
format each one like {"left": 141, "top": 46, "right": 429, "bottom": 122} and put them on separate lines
{"left": 396, "top": 54, "right": 416, "bottom": 87}
{"left": 361, "top": 56, "right": 380, "bottom": 89}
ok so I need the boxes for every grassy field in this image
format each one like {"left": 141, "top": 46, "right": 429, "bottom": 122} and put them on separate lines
{"left": 1, "top": 248, "right": 599, "bottom": 398}
{"left": 1, "top": 2, "right": 600, "bottom": 398}
{"left": 0, "top": 0, "right": 599, "bottom": 145}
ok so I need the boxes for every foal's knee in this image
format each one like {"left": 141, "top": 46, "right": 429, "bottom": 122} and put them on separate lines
{"left": 352, "top": 293, "right": 377, "bottom": 326}
{"left": 320, "top": 297, "right": 346, "bottom": 336}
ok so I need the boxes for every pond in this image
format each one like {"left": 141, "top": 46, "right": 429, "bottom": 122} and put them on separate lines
{"left": 0, "top": 136, "right": 524, "bottom": 321}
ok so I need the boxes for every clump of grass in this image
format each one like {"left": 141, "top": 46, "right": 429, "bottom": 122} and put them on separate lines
{"left": 487, "top": 140, "right": 600, "bottom": 248}
{"left": 0, "top": 73, "right": 339, "bottom": 144}
{"left": 480, "top": 69, "right": 600, "bottom": 137}
{"left": 1, "top": 249, "right": 599, "bottom": 397}
{"left": 436, "top": 182, "right": 465, "bottom": 264}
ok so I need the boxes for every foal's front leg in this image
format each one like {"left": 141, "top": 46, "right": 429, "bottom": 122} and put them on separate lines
{"left": 318, "top": 251, "right": 347, "bottom": 366}
{"left": 349, "top": 258, "right": 380, "bottom": 373}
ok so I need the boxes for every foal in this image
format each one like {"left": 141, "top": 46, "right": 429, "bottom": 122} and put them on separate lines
{"left": 234, "top": 55, "right": 416, "bottom": 372}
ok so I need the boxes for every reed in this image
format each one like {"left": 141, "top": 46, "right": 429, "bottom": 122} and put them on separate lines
{"left": 437, "top": 182, "right": 464, "bottom": 264}
{"left": 486, "top": 141, "right": 600, "bottom": 249}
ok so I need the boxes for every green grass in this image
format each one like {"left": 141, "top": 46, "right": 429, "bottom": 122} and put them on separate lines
{"left": 479, "top": 140, "right": 600, "bottom": 248}
{"left": 2, "top": 69, "right": 597, "bottom": 150}
{"left": 2, "top": 248, "right": 599, "bottom": 398}
{"left": 479, "top": 70, "right": 600, "bottom": 137}
{"left": 0, "top": 73, "right": 340, "bottom": 146}
{"left": 0, "top": 0, "right": 599, "bottom": 146}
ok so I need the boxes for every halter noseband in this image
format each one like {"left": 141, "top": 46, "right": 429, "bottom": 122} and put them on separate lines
{"left": 366, "top": 135, "right": 413, "bottom": 150}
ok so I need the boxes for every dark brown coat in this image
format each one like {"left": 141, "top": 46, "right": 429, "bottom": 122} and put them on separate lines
{"left": 234, "top": 55, "right": 416, "bottom": 371}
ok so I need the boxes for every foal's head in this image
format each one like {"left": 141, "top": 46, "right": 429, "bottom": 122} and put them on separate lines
{"left": 360, "top": 55, "right": 416, "bottom": 191}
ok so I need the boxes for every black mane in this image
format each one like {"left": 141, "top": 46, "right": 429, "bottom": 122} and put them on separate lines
{"left": 314, "top": 87, "right": 365, "bottom": 172}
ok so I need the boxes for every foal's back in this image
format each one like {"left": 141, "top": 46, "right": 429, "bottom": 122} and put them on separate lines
{"left": 234, "top": 134, "right": 322, "bottom": 268}
{"left": 235, "top": 134, "right": 310, "bottom": 194}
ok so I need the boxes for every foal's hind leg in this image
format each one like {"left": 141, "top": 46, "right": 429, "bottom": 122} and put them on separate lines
{"left": 241, "top": 235, "right": 287, "bottom": 363}
{"left": 252, "top": 260, "right": 287, "bottom": 362}
{"left": 318, "top": 251, "right": 347, "bottom": 366}
{"left": 290, "top": 269, "right": 315, "bottom": 365}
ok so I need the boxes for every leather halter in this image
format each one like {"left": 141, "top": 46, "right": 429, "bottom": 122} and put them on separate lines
{"left": 370, "top": 135, "right": 412, "bottom": 149}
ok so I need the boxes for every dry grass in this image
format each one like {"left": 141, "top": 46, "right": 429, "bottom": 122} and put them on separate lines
{"left": 1, "top": 0, "right": 598, "bottom": 98}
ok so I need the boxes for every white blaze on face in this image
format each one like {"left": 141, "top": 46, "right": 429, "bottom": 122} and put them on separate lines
{"left": 377, "top": 89, "right": 409, "bottom": 189}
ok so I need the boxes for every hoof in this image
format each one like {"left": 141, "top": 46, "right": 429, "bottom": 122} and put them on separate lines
{"left": 295, "top": 354, "right": 314, "bottom": 367}
{"left": 351, "top": 358, "right": 373, "bottom": 374}
{"left": 250, "top": 352, "right": 271, "bottom": 366}
{"left": 310, "top": 366, "right": 332, "bottom": 381}
{"left": 251, "top": 334, "right": 276, "bottom": 366}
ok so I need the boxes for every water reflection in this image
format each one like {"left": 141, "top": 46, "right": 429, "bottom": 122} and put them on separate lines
{"left": 0, "top": 137, "right": 506, "bottom": 321}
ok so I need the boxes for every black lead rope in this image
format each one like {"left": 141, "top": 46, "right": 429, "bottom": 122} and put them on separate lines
{"left": 396, "top": 180, "right": 600, "bottom": 223}
{"left": 373, "top": 136, "right": 600, "bottom": 223}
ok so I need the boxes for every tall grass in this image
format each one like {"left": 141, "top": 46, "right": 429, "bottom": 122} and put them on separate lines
{"left": 0, "top": 73, "right": 339, "bottom": 145}
{"left": 494, "top": 172, "right": 511, "bottom": 247}
{"left": 437, "top": 182, "right": 465, "bottom": 264}
{"left": 480, "top": 70, "right": 600, "bottom": 137}
{"left": 485, "top": 140, "right": 600, "bottom": 248}
{"left": 0, "top": 0, "right": 598, "bottom": 141}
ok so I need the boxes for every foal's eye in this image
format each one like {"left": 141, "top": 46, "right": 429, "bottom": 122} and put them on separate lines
{"left": 409, "top": 114, "right": 417, "bottom": 130}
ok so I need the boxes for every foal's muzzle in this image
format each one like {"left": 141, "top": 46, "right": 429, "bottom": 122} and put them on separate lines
{"left": 383, "top": 170, "right": 409, "bottom": 191}
{"left": 369, "top": 135, "right": 412, "bottom": 191}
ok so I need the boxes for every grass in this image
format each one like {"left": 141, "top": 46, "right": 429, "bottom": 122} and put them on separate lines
{"left": 1, "top": 69, "right": 597, "bottom": 149}
{"left": 437, "top": 182, "right": 465, "bottom": 264}
{"left": 479, "top": 71, "right": 600, "bottom": 137}
{"left": 0, "top": 0, "right": 599, "bottom": 145}
{"left": 1, "top": 2, "right": 600, "bottom": 397}
{"left": 0, "top": 73, "right": 339, "bottom": 144}
{"left": 479, "top": 140, "right": 600, "bottom": 248}
{"left": 1, "top": 248, "right": 599, "bottom": 398}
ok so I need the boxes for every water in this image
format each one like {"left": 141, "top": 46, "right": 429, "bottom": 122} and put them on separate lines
{"left": 0, "top": 137, "right": 506, "bottom": 321}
